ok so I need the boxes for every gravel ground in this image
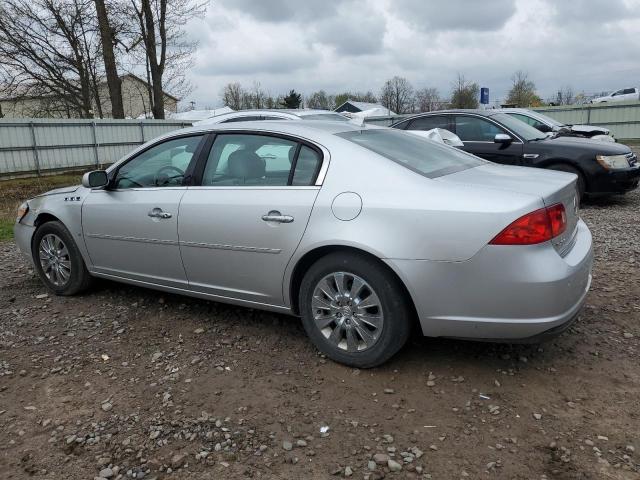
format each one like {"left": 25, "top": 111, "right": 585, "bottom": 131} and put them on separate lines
{"left": 1, "top": 188, "right": 639, "bottom": 479}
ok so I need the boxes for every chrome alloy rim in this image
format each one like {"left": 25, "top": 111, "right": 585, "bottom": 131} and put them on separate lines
{"left": 38, "top": 234, "right": 71, "bottom": 286}
{"left": 311, "top": 272, "right": 384, "bottom": 352}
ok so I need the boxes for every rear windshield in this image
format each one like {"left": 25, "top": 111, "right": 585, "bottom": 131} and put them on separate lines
{"left": 336, "top": 129, "right": 485, "bottom": 178}
{"left": 301, "top": 113, "right": 350, "bottom": 122}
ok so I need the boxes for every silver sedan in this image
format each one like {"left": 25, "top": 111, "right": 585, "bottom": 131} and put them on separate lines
{"left": 14, "top": 121, "right": 593, "bottom": 367}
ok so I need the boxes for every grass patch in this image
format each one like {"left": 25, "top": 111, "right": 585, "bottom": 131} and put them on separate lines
{"left": 0, "top": 173, "right": 82, "bottom": 241}
{"left": 0, "top": 219, "right": 14, "bottom": 241}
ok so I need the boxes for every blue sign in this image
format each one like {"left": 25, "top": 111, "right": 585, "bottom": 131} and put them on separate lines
{"left": 480, "top": 87, "right": 489, "bottom": 104}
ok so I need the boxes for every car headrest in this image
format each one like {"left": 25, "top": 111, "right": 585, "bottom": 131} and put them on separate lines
{"left": 228, "top": 150, "right": 265, "bottom": 179}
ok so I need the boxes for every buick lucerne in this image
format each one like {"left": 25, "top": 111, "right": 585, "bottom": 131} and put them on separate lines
{"left": 15, "top": 121, "right": 593, "bottom": 367}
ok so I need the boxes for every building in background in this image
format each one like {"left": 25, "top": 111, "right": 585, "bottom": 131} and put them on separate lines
{"left": 334, "top": 99, "right": 396, "bottom": 116}
{"left": 0, "top": 74, "right": 178, "bottom": 119}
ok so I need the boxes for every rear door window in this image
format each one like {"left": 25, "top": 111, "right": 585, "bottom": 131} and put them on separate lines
{"left": 201, "top": 134, "right": 322, "bottom": 186}
{"left": 408, "top": 115, "right": 451, "bottom": 131}
{"left": 454, "top": 116, "right": 506, "bottom": 142}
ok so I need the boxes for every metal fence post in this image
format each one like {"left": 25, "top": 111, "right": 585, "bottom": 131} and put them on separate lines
{"left": 91, "top": 121, "right": 99, "bottom": 166}
{"left": 586, "top": 105, "right": 592, "bottom": 124}
{"left": 139, "top": 121, "right": 145, "bottom": 143}
{"left": 29, "top": 121, "right": 41, "bottom": 176}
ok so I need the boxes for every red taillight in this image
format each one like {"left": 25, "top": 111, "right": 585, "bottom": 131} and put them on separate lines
{"left": 489, "top": 203, "right": 567, "bottom": 245}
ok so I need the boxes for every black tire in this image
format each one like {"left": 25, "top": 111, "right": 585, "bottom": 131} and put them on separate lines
{"left": 299, "top": 252, "right": 412, "bottom": 368}
{"left": 32, "top": 220, "right": 92, "bottom": 295}
{"left": 547, "top": 164, "right": 586, "bottom": 200}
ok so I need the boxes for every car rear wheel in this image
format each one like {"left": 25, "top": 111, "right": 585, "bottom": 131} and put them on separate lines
{"left": 32, "top": 221, "right": 92, "bottom": 295}
{"left": 548, "top": 164, "right": 586, "bottom": 200}
{"left": 299, "top": 252, "right": 412, "bottom": 368}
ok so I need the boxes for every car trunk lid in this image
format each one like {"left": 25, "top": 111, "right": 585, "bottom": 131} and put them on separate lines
{"left": 437, "top": 164, "right": 579, "bottom": 255}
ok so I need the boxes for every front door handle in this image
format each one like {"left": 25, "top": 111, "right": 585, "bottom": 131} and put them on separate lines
{"left": 261, "top": 210, "right": 294, "bottom": 223}
{"left": 148, "top": 208, "right": 172, "bottom": 219}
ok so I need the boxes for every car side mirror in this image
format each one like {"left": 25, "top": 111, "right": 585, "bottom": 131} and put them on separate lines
{"left": 537, "top": 124, "right": 552, "bottom": 133}
{"left": 82, "top": 170, "right": 109, "bottom": 189}
{"left": 494, "top": 133, "right": 513, "bottom": 145}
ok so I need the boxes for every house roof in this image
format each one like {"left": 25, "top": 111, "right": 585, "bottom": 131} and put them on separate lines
{"left": 334, "top": 99, "right": 392, "bottom": 113}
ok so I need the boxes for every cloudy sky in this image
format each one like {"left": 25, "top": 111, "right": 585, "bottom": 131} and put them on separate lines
{"left": 185, "top": 0, "right": 640, "bottom": 108}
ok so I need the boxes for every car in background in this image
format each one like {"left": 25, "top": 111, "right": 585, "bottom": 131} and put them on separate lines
{"left": 392, "top": 110, "right": 639, "bottom": 199}
{"left": 15, "top": 120, "right": 593, "bottom": 367}
{"left": 500, "top": 108, "right": 615, "bottom": 143}
{"left": 196, "top": 109, "right": 350, "bottom": 125}
{"left": 590, "top": 87, "right": 639, "bottom": 104}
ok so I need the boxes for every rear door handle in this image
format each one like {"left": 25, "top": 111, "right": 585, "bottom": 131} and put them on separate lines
{"left": 148, "top": 208, "right": 172, "bottom": 219}
{"left": 261, "top": 210, "right": 294, "bottom": 223}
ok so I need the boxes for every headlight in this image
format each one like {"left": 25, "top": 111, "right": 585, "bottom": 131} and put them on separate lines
{"left": 16, "top": 202, "right": 29, "bottom": 223}
{"left": 596, "top": 154, "right": 630, "bottom": 169}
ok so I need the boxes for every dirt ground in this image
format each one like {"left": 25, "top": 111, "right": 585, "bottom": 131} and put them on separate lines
{"left": 1, "top": 185, "right": 639, "bottom": 479}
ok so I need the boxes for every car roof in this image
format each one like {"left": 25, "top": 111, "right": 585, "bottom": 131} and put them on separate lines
{"left": 162, "top": 119, "right": 382, "bottom": 142}
{"left": 195, "top": 109, "right": 350, "bottom": 126}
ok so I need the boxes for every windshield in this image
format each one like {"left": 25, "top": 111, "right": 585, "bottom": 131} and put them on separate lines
{"left": 530, "top": 111, "right": 566, "bottom": 128}
{"left": 301, "top": 113, "right": 350, "bottom": 122}
{"left": 337, "top": 129, "right": 485, "bottom": 178}
{"left": 489, "top": 113, "right": 548, "bottom": 141}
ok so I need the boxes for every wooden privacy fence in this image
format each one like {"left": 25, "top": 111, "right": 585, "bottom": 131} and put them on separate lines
{"left": 0, "top": 118, "right": 193, "bottom": 178}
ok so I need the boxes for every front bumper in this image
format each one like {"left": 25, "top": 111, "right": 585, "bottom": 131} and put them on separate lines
{"left": 385, "top": 219, "right": 593, "bottom": 341}
{"left": 14, "top": 221, "right": 36, "bottom": 266}
{"left": 589, "top": 165, "right": 640, "bottom": 195}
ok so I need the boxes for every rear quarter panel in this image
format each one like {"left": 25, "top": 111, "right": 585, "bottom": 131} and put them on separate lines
{"left": 283, "top": 142, "right": 545, "bottom": 305}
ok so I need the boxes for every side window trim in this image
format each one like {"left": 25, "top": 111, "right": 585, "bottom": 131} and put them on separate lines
{"left": 108, "top": 134, "right": 207, "bottom": 190}
{"left": 287, "top": 143, "right": 303, "bottom": 185}
{"left": 192, "top": 131, "right": 325, "bottom": 187}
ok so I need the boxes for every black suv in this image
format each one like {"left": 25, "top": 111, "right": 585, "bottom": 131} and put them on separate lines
{"left": 392, "top": 110, "right": 639, "bottom": 198}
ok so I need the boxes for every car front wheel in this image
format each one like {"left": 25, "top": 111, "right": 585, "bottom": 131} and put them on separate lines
{"left": 299, "top": 252, "right": 412, "bottom": 368}
{"left": 32, "top": 221, "right": 92, "bottom": 295}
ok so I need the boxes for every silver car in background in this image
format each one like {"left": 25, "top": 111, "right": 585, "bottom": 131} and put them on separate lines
{"left": 14, "top": 121, "right": 593, "bottom": 367}
{"left": 195, "top": 109, "right": 351, "bottom": 125}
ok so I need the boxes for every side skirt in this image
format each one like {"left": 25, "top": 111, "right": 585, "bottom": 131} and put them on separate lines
{"left": 89, "top": 271, "right": 294, "bottom": 316}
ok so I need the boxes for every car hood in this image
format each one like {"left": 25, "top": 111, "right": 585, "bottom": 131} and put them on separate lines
{"left": 36, "top": 185, "right": 81, "bottom": 198}
{"left": 569, "top": 124, "right": 610, "bottom": 135}
{"left": 535, "top": 135, "right": 630, "bottom": 154}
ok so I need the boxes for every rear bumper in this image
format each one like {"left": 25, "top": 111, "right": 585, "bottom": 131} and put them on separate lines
{"left": 385, "top": 219, "right": 593, "bottom": 340}
{"left": 588, "top": 165, "right": 640, "bottom": 195}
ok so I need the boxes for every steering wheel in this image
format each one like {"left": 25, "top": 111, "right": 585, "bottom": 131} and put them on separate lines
{"left": 114, "top": 175, "right": 144, "bottom": 189}
{"left": 154, "top": 165, "right": 185, "bottom": 186}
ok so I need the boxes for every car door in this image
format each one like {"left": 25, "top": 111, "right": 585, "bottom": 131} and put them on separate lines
{"left": 453, "top": 115, "right": 524, "bottom": 165}
{"left": 178, "top": 132, "right": 324, "bottom": 306}
{"left": 82, "top": 134, "right": 205, "bottom": 288}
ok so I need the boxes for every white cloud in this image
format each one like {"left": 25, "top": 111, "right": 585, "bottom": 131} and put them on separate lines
{"left": 183, "top": 0, "right": 640, "bottom": 108}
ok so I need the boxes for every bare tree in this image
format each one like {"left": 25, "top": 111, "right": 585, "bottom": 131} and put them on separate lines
{"left": 334, "top": 91, "right": 377, "bottom": 109}
{"left": 379, "top": 76, "right": 415, "bottom": 114}
{"left": 306, "top": 90, "right": 335, "bottom": 110}
{"left": 126, "top": 0, "right": 205, "bottom": 118}
{"left": 415, "top": 87, "right": 441, "bottom": 112}
{"left": 450, "top": 73, "right": 479, "bottom": 109}
{"left": 0, "top": 0, "right": 104, "bottom": 118}
{"left": 221, "top": 82, "right": 244, "bottom": 110}
{"left": 250, "top": 81, "right": 267, "bottom": 109}
{"left": 95, "top": 0, "right": 124, "bottom": 117}
{"left": 555, "top": 85, "right": 575, "bottom": 106}
{"left": 506, "top": 70, "right": 540, "bottom": 107}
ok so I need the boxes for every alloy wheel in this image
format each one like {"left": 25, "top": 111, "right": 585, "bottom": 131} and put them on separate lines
{"left": 311, "top": 272, "right": 384, "bottom": 352}
{"left": 38, "top": 233, "right": 71, "bottom": 287}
